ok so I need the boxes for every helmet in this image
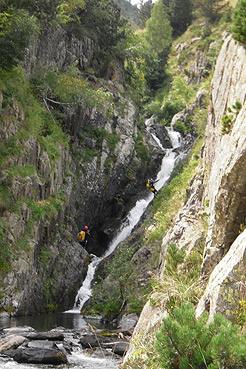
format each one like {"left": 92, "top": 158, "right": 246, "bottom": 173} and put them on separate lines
{"left": 151, "top": 178, "right": 154, "bottom": 182}
{"left": 84, "top": 226, "right": 89, "bottom": 230}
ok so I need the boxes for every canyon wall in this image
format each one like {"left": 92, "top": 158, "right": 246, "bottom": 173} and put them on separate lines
{"left": 124, "top": 33, "right": 246, "bottom": 362}
{"left": 0, "top": 28, "right": 166, "bottom": 315}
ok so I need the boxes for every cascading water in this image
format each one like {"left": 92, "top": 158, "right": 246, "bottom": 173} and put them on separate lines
{"left": 66, "top": 126, "right": 183, "bottom": 314}
{"left": 0, "top": 126, "right": 187, "bottom": 369}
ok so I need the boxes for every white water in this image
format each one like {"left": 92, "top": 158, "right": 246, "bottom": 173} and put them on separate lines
{"left": 0, "top": 127, "right": 184, "bottom": 369}
{"left": 66, "top": 127, "right": 182, "bottom": 313}
{"left": 0, "top": 353, "right": 120, "bottom": 369}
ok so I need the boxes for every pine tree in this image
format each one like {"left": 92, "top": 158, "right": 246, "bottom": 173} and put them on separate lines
{"left": 232, "top": 0, "right": 246, "bottom": 45}
{"left": 162, "top": 0, "right": 192, "bottom": 37}
{"left": 145, "top": 0, "right": 172, "bottom": 55}
{"left": 192, "top": 0, "right": 223, "bottom": 23}
{"left": 138, "top": 0, "right": 153, "bottom": 28}
{"left": 156, "top": 302, "right": 246, "bottom": 369}
{"left": 144, "top": 0, "right": 172, "bottom": 90}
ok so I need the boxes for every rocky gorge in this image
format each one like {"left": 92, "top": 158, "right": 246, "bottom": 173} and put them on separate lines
{"left": 0, "top": 20, "right": 173, "bottom": 317}
{"left": 1, "top": 1, "right": 246, "bottom": 368}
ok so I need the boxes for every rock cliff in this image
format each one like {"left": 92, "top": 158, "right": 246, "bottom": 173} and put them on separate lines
{"left": 0, "top": 27, "right": 168, "bottom": 315}
{"left": 124, "top": 33, "right": 246, "bottom": 363}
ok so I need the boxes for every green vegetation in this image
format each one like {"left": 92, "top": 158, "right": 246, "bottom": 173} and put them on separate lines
{"left": 0, "top": 66, "right": 70, "bottom": 278}
{"left": 221, "top": 100, "right": 242, "bottom": 134}
{"left": 234, "top": 299, "right": 246, "bottom": 326}
{"left": 156, "top": 303, "right": 246, "bottom": 369}
{"left": 163, "top": 0, "right": 193, "bottom": 37}
{"left": 0, "top": 0, "right": 126, "bottom": 70}
{"left": 221, "top": 114, "right": 233, "bottom": 135}
{"left": 0, "top": 9, "right": 38, "bottom": 69}
{"left": 192, "top": 0, "right": 225, "bottom": 22}
{"left": 83, "top": 241, "right": 149, "bottom": 319}
{"left": 150, "top": 241, "right": 204, "bottom": 312}
{"left": 0, "top": 220, "right": 11, "bottom": 278}
{"left": 233, "top": 0, "right": 246, "bottom": 45}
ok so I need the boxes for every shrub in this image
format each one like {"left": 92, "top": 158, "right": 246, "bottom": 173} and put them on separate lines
{"left": 233, "top": 0, "right": 246, "bottom": 45}
{"left": 156, "top": 302, "right": 246, "bottom": 369}
{"left": 0, "top": 10, "right": 38, "bottom": 69}
{"left": 221, "top": 114, "right": 233, "bottom": 134}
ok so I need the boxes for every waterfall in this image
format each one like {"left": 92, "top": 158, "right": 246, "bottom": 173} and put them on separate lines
{"left": 65, "top": 125, "right": 183, "bottom": 314}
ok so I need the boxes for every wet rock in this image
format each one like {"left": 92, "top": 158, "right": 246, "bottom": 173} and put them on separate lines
{"left": 22, "top": 331, "right": 64, "bottom": 341}
{"left": 117, "top": 313, "right": 138, "bottom": 332}
{"left": 85, "top": 347, "right": 112, "bottom": 358}
{"left": 0, "top": 336, "right": 27, "bottom": 353}
{"left": 80, "top": 333, "right": 103, "bottom": 348}
{"left": 111, "top": 341, "right": 129, "bottom": 356}
{"left": 79, "top": 333, "right": 114, "bottom": 348}
{"left": 2, "top": 326, "right": 35, "bottom": 336}
{"left": 4, "top": 347, "right": 68, "bottom": 364}
{"left": 25, "top": 340, "right": 58, "bottom": 349}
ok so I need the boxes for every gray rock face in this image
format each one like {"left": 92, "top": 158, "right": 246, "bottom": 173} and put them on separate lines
{"left": 196, "top": 229, "right": 246, "bottom": 322}
{"left": 0, "top": 25, "right": 165, "bottom": 314}
{"left": 124, "top": 34, "right": 246, "bottom": 363}
{"left": 25, "top": 29, "right": 96, "bottom": 75}
{"left": 201, "top": 35, "right": 246, "bottom": 275}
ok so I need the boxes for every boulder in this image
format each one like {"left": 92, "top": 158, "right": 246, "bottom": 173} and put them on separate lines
{"left": 111, "top": 341, "right": 129, "bottom": 356}
{"left": 80, "top": 334, "right": 103, "bottom": 348}
{"left": 2, "top": 326, "right": 35, "bottom": 336}
{"left": 0, "top": 336, "right": 27, "bottom": 353}
{"left": 117, "top": 313, "right": 138, "bottom": 332}
{"left": 22, "top": 331, "right": 64, "bottom": 341}
{"left": 4, "top": 347, "right": 68, "bottom": 365}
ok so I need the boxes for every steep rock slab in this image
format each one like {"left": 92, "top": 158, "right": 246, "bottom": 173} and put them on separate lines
{"left": 202, "top": 35, "right": 246, "bottom": 274}
{"left": 196, "top": 229, "right": 246, "bottom": 323}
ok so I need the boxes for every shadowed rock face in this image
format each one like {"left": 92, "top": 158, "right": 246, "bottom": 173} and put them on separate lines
{"left": 0, "top": 27, "right": 170, "bottom": 314}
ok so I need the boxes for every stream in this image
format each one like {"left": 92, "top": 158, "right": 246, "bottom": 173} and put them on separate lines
{"left": 0, "top": 127, "right": 186, "bottom": 369}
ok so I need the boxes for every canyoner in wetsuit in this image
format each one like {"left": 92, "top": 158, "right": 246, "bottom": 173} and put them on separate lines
{"left": 77, "top": 226, "right": 90, "bottom": 246}
{"left": 146, "top": 178, "right": 158, "bottom": 197}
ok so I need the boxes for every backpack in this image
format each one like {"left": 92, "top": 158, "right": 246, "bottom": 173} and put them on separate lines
{"left": 78, "top": 231, "right": 85, "bottom": 241}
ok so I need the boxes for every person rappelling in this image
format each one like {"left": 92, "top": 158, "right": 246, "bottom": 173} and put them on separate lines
{"left": 77, "top": 226, "right": 90, "bottom": 246}
{"left": 146, "top": 178, "right": 158, "bottom": 197}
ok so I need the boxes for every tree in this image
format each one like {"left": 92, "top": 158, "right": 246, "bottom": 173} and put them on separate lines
{"left": 145, "top": 0, "right": 172, "bottom": 54}
{"left": 0, "top": 10, "right": 38, "bottom": 69}
{"left": 156, "top": 302, "right": 246, "bottom": 369}
{"left": 144, "top": 0, "right": 172, "bottom": 89}
{"left": 77, "top": 0, "right": 127, "bottom": 49}
{"left": 2, "top": 0, "right": 62, "bottom": 21}
{"left": 162, "top": 0, "right": 192, "bottom": 37}
{"left": 192, "top": 0, "right": 223, "bottom": 23}
{"left": 138, "top": 0, "right": 153, "bottom": 28}
{"left": 232, "top": 0, "right": 246, "bottom": 45}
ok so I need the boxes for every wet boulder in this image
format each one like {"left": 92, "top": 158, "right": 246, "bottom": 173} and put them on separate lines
{"left": 22, "top": 331, "right": 64, "bottom": 341}
{"left": 112, "top": 341, "right": 129, "bottom": 356}
{"left": 0, "top": 336, "right": 27, "bottom": 353}
{"left": 4, "top": 347, "right": 68, "bottom": 365}
{"left": 79, "top": 333, "right": 104, "bottom": 348}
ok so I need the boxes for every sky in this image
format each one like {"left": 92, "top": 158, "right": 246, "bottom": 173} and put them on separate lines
{"left": 129, "top": 0, "right": 157, "bottom": 6}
